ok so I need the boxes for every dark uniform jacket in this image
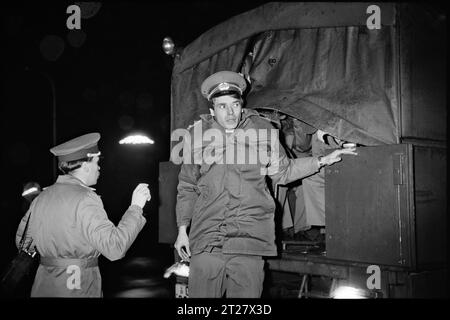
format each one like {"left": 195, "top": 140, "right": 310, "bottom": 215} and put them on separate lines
{"left": 176, "top": 109, "right": 320, "bottom": 256}
{"left": 16, "top": 175, "right": 146, "bottom": 297}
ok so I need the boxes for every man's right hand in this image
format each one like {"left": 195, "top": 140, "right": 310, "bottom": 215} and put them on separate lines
{"left": 175, "top": 226, "right": 191, "bottom": 261}
{"left": 131, "top": 183, "right": 151, "bottom": 209}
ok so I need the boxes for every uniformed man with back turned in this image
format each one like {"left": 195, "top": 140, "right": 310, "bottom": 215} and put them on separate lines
{"left": 15, "top": 132, "right": 151, "bottom": 297}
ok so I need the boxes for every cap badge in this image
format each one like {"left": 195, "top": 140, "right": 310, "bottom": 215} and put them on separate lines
{"left": 217, "top": 82, "right": 230, "bottom": 91}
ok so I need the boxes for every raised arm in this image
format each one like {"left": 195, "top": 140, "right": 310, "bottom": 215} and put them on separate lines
{"left": 77, "top": 185, "right": 149, "bottom": 261}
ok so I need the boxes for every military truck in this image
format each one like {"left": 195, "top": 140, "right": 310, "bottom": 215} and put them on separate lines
{"left": 158, "top": 2, "right": 446, "bottom": 298}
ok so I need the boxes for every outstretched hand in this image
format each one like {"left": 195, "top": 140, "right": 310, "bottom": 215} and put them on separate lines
{"left": 321, "top": 147, "right": 358, "bottom": 166}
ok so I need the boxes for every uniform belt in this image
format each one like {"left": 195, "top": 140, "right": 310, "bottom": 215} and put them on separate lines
{"left": 40, "top": 257, "right": 98, "bottom": 268}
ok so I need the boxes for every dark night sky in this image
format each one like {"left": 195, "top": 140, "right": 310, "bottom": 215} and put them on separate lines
{"left": 1, "top": 1, "right": 269, "bottom": 267}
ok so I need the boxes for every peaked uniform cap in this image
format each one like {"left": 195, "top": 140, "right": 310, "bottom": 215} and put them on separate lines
{"left": 50, "top": 133, "right": 101, "bottom": 163}
{"left": 201, "top": 71, "right": 247, "bottom": 101}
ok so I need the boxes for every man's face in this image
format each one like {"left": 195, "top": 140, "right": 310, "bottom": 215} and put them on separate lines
{"left": 85, "top": 156, "right": 100, "bottom": 186}
{"left": 212, "top": 95, "right": 243, "bottom": 130}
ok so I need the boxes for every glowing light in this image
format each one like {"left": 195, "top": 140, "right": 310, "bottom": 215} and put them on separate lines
{"left": 119, "top": 135, "right": 154, "bottom": 145}
{"left": 22, "top": 187, "right": 39, "bottom": 197}
{"left": 162, "top": 37, "right": 175, "bottom": 55}
{"left": 332, "top": 286, "right": 368, "bottom": 299}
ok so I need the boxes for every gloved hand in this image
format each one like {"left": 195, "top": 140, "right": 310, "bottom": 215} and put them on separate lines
{"left": 131, "top": 183, "right": 151, "bottom": 209}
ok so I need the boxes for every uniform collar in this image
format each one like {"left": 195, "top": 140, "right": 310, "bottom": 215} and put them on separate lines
{"left": 55, "top": 174, "right": 96, "bottom": 191}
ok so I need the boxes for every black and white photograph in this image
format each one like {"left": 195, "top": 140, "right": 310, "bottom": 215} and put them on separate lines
{"left": 0, "top": 0, "right": 447, "bottom": 309}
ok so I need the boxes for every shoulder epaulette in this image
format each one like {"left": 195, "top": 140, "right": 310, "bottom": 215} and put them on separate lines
{"left": 186, "top": 119, "right": 202, "bottom": 131}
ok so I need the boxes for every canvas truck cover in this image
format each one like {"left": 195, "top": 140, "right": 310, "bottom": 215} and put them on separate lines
{"left": 170, "top": 2, "right": 446, "bottom": 146}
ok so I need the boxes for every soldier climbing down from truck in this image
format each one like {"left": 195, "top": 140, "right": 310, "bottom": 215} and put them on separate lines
{"left": 173, "top": 70, "right": 357, "bottom": 298}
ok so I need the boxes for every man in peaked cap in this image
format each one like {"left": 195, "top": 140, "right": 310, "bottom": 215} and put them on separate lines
{"left": 15, "top": 133, "right": 151, "bottom": 297}
{"left": 200, "top": 71, "right": 247, "bottom": 131}
{"left": 174, "top": 71, "right": 357, "bottom": 298}
{"left": 201, "top": 70, "right": 247, "bottom": 101}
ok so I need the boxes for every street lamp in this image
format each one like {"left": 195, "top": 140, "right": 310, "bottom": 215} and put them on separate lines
{"left": 25, "top": 66, "right": 57, "bottom": 180}
{"left": 119, "top": 134, "right": 154, "bottom": 145}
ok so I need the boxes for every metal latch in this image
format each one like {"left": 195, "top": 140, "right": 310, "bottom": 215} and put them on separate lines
{"left": 393, "top": 154, "right": 404, "bottom": 185}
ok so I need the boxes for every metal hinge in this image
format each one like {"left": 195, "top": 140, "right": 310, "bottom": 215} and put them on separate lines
{"left": 393, "top": 153, "right": 406, "bottom": 266}
{"left": 393, "top": 153, "right": 405, "bottom": 185}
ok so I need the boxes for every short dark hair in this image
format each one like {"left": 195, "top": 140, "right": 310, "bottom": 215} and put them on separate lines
{"left": 211, "top": 92, "right": 244, "bottom": 105}
{"left": 58, "top": 157, "right": 94, "bottom": 174}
